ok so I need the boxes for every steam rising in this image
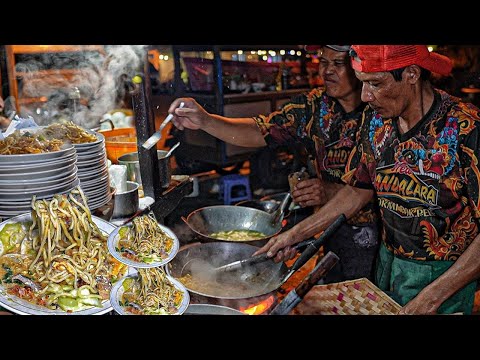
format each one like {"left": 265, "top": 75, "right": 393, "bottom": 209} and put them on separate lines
{"left": 16, "top": 45, "right": 148, "bottom": 129}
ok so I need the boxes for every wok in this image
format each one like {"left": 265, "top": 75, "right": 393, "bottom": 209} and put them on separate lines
{"left": 182, "top": 205, "right": 284, "bottom": 244}
{"left": 167, "top": 214, "right": 347, "bottom": 300}
{"left": 184, "top": 304, "right": 245, "bottom": 315}
{"left": 166, "top": 242, "right": 289, "bottom": 299}
{"left": 235, "top": 199, "right": 279, "bottom": 213}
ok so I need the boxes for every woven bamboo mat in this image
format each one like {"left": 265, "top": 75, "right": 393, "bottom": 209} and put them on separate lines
{"left": 294, "top": 278, "right": 402, "bottom": 315}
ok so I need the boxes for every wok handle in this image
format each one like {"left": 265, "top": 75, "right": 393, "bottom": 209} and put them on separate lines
{"left": 269, "top": 251, "right": 339, "bottom": 315}
{"left": 296, "top": 251, "right": 339, "bottom": 297}
{"left": 288, "top": 213, "right": 346, "bottom": 274}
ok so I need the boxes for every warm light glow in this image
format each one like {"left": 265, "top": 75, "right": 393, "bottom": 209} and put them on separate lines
{"left": 240, "top": 296, "right": 275, "bottom": 315}
{"left": 164, "top": 55, "right": 169, "bottom": 61}
{"left": 238, "top": 50, "right": 243, "bottom": 55}
{"left": 262, "top": 55, "right": 268, "bottom": 61}
{"left": 427, "top": 46, "right": 433, "bottom": 52}
{"left": 296, "top": 51, "right": 302, "bottom": 56}
{"left": 159, "top": 54, "right": 164, "bottom": 60}
{"left": 289, "top": 50, "right": 296, "bottom": 55}
{"left": 280, "top": 50, "right": 286, "bottom": 55}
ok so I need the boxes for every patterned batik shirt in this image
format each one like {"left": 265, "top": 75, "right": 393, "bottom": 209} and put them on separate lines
{"left": 343, "top": 89, "right": 480, "bottom": 261}
{"left": 253, "top": 87, "right": 377, "bottom": 225}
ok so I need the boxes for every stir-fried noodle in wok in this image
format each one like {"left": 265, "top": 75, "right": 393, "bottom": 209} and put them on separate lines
{"left": 0, "top": 186, "right": 127, "bottom": 312}
{"left": 117, "top": 214, "right": 175, "bottom": 264}
{"left": 121, "top": 268, "right": 184, "bottom": 315}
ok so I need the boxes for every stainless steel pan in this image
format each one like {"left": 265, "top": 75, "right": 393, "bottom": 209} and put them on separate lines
{"left": 166, "top": 242, "right": 287, "bottom": 299}
{"left": 167, "top": 214, "right": 346, "bottom": 300}
{"left": 182, "top": 205, "right": 283, "bottom": 243}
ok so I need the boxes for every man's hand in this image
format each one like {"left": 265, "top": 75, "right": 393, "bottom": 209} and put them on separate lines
{"left": 252, "top": 229, "right": 301, "bottom": 262}
{"left": 291, "top": 178, "right": 327, "bottom": 207}
{"left": 169, "top": 97, "right": 210, "bottom": 131}
{"left": 398, "top": 289, "right": 440, "bottom": 315}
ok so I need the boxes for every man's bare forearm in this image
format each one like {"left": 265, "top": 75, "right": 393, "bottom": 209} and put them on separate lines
{"left": 293, "top": 185, "right": 374, "bottom": 240}
{"left": 323, "top": 181, "right": 346, "bottom": 203}
{"left": 203, "top": 115, "right": 267, "bottom": 147}
{"left": 420, "top": 232, "right": 480, "bottom": 306}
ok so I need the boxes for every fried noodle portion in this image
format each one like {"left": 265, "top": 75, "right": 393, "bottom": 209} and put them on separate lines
{"left": 0, "top": 130, "right": 63, "bottom": 154}
{"left": 118, "top": 214, "right": 174, "bottom": 263}
{"left": 43, "top": 121, "right": 97, "bottom": 144}
{"left": 0, "top": 186, "right": 126, "bottom": 312}
{"left": 122, "top": 267, "right": 183, "bottom": 315}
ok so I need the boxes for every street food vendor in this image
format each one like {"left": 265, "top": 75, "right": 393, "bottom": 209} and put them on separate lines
{"left": 169, "top": 45, "right": 380, "bottom": 283}
{"left": 256, "top": 45, "right": 480, "bottom": 315}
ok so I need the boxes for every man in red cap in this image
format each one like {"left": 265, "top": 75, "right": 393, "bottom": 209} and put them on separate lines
{"left": 169, "top": 45, "right": 381, "bottom": 283}
{"left": 257, "top": 45, "right": 480, "bottom": 314}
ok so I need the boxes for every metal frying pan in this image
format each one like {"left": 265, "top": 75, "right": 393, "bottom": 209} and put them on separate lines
{"left": 166, "top": 242, "right": 286, "bottom": 299}
{"left": 182, "top": 205, "right": 283, "bottom": 243}
{"left": 167, "top": 214, "right": 346, "bottom": 299}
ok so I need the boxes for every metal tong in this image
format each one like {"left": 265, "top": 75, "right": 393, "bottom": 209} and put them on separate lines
{"left": 215, "top": 213, "right": 347, "bottom": 275}
{"left": 270, "top": 192, "right": 292, "bottom": 226}
{"left": 213, "top": 237, "right": 315, "bottom": 273}
{"left": 118, "top": 200, "right": 161, "bottom": 226}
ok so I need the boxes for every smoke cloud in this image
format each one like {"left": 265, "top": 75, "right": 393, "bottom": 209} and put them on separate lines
{"left": 15, "top": 45, "right": 148, "bottom": 129}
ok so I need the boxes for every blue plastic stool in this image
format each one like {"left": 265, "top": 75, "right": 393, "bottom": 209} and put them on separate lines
{"left": 219, "top": 174, "right": 252, "bottom": 205}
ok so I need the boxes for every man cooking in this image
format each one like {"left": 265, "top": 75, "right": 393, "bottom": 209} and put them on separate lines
{"left": 168, "top": 45, "right": 380, "bottom": 283}
{"left": 255, "top": 45, "right": 480, "bottom": 315}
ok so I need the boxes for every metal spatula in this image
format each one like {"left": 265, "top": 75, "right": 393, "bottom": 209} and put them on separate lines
{"left": 213, "top": 238, "right": 316, "bottom": 273}
{"left": 142, "top": 101, "right": 184, "bottom": 150}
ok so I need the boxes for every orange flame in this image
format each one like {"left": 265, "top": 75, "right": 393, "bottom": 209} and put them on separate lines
{"left": 240, "top": 296, "right": 275, "bottom": 315}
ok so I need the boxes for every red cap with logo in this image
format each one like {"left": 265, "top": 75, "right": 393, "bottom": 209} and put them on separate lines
{"left": 350, "top": 45, "right": 453, "bottom": 76}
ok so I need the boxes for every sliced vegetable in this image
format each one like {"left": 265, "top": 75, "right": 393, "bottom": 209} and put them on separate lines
{"left": 0, "top": 223, "right": 26, "bottom": 255}
{"left": 57, "top": 297, "right": 79, "bottom": 312}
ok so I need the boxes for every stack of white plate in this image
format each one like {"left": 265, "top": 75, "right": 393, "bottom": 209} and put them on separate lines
{"left": 75, "top": 132, "right": 112, "bottom": 211}
{"left": 0, "top": 145, "right": 79, "bottom": 219}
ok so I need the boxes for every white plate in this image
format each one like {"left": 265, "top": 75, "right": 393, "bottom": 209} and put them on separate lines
{"left": 107, "top": 221, "right": 179, "bottom": 269}
{"left": 0, "top": 144, "right": 75, "bottom": 164}
{"left": 0, "top": 163, "right": 77, "bottom": 181}
{"left": 109, "top": 272, "right": 189, "bottom": 315}
{"left": 0, "top": 213, "right": 130, "bottom": 315}
{"left": 72, "top": 131, "right": 104, "bottom": 148}
{"left": 0, "top": 178, "right": 80, "bottom": 200}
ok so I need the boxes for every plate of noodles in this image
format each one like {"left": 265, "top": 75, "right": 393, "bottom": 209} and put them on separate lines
{"left": 107, "top": 214, "right": 179, "bottom": 268}
{"left": 110, "top": 268, "right": 190, "bottom": 315}
{"left": 0, "top": 187, "right": 130, "bottom": 315}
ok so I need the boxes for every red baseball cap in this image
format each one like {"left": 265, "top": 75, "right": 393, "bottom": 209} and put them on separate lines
{"left": 350, "top": 45, "right": 453, "bottom": 76}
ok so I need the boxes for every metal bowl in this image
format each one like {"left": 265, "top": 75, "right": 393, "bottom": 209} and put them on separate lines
{"left": 111, "top": 181, "right": 139, "bottom": 219}
{"left": 118, "top": 150, "right": 172, "bottom": 189}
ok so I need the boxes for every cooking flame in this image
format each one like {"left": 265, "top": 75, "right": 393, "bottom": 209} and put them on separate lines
{"left": 240, "top": 295, "right": 275, "bottom": 315}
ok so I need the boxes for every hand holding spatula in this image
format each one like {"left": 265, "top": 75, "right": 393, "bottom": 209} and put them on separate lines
{"left": 142, "top": 101, "right": 185, "bottom": 150}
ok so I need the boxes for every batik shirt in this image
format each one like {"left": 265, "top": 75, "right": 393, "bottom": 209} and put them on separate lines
{"left": 343, "top": 89, "right": 480, "bottom": 261}
{"left": 253, "top": 87, "right": 376, "bottom": 225}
